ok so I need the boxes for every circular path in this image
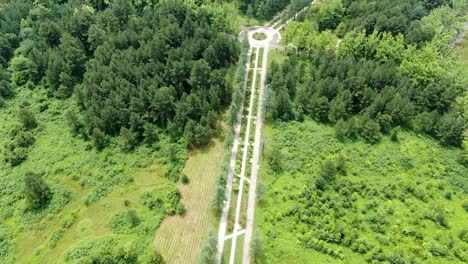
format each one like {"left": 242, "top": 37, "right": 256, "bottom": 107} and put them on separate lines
{"left": 239, "top": 26, "right": 281, "bottom": 47}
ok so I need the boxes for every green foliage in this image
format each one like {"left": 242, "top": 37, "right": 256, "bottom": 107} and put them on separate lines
{"left": 10, "top": 0, "right": 239, "bottom": 150}
{"left": 306, "top": 0, "right": 344, "bottom": 31}
{"left": 18, "top": 108, "right": 37, "bottom": 130}
{"left": 197, "top": 229, "right": 217, "bottom": 264}
{"left": 251, "top": 230, "right": 265, "bottom": 263}
{"left": 48, "top": 212, "right": 78, "bottom": 248}
{"left": 9, "top": 55, "right": 31, "bottom": 86}
{"left": 257, "top": 121, "right": 467, "bottom": 263}
{"left": 320, "top": 160, "right": 337, "bottom": 181}
{"left": 24, "top": 172, "right": 52, "bottom": 210}
{"left": 108, "top": 210, "right": 141, "bottom": 234}
{"left": 181, "top": 174, "right": 190, "bottom": 185}
{"left": 276, "top": 0, "right": 466, "bottom": 147}
{"left": 63, "top": 236, "right": 140, "bottom": 263}
{"left": 140, "top": 184, "right": 184, "bottom": 216}
{"left": 211, "top": 177, "right": 226, "bottom": 212}
{"left": 140, "top": 247, "right": 165, "bottom": 264}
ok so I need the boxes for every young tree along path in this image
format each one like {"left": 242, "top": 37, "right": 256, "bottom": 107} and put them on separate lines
{"left": 217, "top": 3, "right": 315, "bottom": 263}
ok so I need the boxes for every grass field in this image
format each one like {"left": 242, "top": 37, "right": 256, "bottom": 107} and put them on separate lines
{"left": 255, "top": 119, "right": 467, "bottom": 264}
{"left": 16, "top": 165, "right": 169, "bottom": 263}
{"left": 154, "top": 138, "right": 225, "bottom": 263}
{"left": 0, "top": 88, "right": 187, "bottom": 263}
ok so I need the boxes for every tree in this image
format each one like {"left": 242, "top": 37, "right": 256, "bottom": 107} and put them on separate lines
{"left": 119, "top": 127, "right": 137, "bottom": 151}
{"left": 359, "top": 115, "right": 382, "bottom": 144}
{"left": 247, "top": 4, "right": 253, "bottom": 18}
{"left": 320, "top": 160, "right": 337, "bottom": 181}
{"left": 435, "top": 112, "right": 464, "bottom": 146}
{"left": 256, "top": 182, "right": 266, "bottom": 201}
{"left": 274, "top": 88, "right": 293, "bottom": 121}
{"left": 9, "top": 55, "right": 31, "bottom": 86}
{"left": 267, "top": 145, "right": 283, "bottom": 172}
{"left": 190, "top": 59, "right": 211, "bottom": 90}
{"left": 64, "top": 110, "right": 83, "bottom": 136}
{"left": 92, "top": 128, "right": 108, "bottom": 150}
{"left": 18, "top": 108, "right": 37, "bottom": 130}
{"left": 211, "top": 184, "right": 225, "bottom": 211}
{"left": 335, "top": 118, "right": 353, "bottom": 140}
{"left": 336, "top": 154, "right": 347, "bottom": 175}
{"left": 143, "top": 123, "right": 159, "bottom": 145}
{"left": 251, "top": 230, "right": 265, "bottom": 263}
{"left": 198, "top": 229, "right": 218, "bottom": 264}
{"left": 24, "top": 172, "right": 52, "bottom": 209}
{"left": 140, "top": 247, "right": 165, "bottom": 264}
{"left": 308, "top": 0, "right": 344, "bottom": 30}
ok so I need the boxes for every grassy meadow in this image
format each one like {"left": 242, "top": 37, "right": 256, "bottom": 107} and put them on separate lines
{"left": 255, "top": 119, "right": 467, "bottom": 264}
{"left": 0, "top": 87, "right": 190, "bottom": 263}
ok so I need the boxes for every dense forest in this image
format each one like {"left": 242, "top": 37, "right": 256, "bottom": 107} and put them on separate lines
{"left": 0, "top": 0, "right": 243, "bottom": 263}
{"left": 8, "top": 0, "right": 238, "bottom": 151}
{"left": 266, "top": 0, "right": 466, "bottom": 146}
{"left": 238, "top": 0, "right": 312, "bottom": 20}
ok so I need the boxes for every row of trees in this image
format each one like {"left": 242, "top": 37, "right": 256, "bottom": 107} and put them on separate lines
{"left": 211, "top": 34, "right": 250, "bottom": 212}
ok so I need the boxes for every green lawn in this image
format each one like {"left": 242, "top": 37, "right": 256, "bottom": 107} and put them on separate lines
{"left": 255, "top": 119, "right": 467, "bottom": 264}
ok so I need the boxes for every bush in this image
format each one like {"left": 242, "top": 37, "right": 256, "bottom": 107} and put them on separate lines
{"left": 13, "top": 130, "right": 35, "bottom": 148}
{"left": 462, "top": 200, "right": 468, "bottom": 212}
{"left": 108, "top": 210, "right": 140, "bottom": 233}
{"left": 320, "top": 160, "right": 337, "bottom": 181}
{"left": 18, "top": 108, "right": 37, "bottom": 130}
{"left": 181, "top": 174, "right": 190, "bottom": 184}
{"left": 140, "top": 184, "right": 183, "bottom": 216}
{"left": 140, "top": 247, "right": 165, "bottom": 264}
{"left": 336, "top": 154, "right": 346, "bottom": 175}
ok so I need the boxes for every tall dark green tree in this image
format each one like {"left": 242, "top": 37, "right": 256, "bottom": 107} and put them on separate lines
{"left": 24, "top": 172, "right": 52, "bottom": 209}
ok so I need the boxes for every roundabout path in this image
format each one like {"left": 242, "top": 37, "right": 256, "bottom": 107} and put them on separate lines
{"left": 217, "top": 3, "right": 314, "bottom": 263}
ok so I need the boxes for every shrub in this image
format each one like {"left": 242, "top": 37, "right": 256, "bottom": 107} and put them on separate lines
{"left": 140, "top": 184, "right": 183, "bottom": 216}
{"left": 18, "top": 108, "right": 37, "bottom": 130}
{"left": 462, "top": 200, "right": 468, "bottom": 212}
{"left": 459, "top": 229, "right": 468, "bottom": 242}
{"left": 320, "top": 160, "right": 337, "bottom": 181}
{"left": 140, "top": 247, "right": 164, "bottom": 264}
{"left": 315, "top": 176, "right": 327, "bottom": 191}
{"left": 181, "top": 174, "right": 190, "bottom": 184}
{"left": 336, "top": 154, "right": 347, "bottom": 175}
{"left": 13, "top": 130, "right": 35, "bottom": 148}
{"left": 108, "top": 210, "right": 140, "bottom": 233}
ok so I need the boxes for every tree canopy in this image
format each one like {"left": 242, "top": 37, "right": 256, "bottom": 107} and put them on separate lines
{"left": 8, "top": 0, "right": 240, "bottom": 149}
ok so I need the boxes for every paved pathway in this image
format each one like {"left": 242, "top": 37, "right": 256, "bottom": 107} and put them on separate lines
{"left": 217, "top": 3, "right": 315, "bottom": 263}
